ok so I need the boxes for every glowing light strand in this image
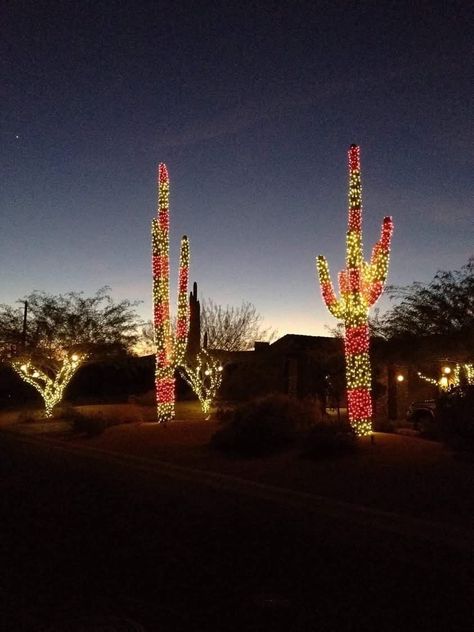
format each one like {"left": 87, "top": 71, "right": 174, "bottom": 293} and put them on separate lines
{"left": 316, "top": 145, "right": 394, "bottom": 436}
{"left": 418, "top": 363, "right": 474, "bottom": 390}
{"left": 180, "top": 349, "right": 223, "bottom": 417}
{"left": 12, "top": 353, "right": 86, "bottom": 417}
{"left": 152, "top": 163, "right": 190, "bottom": 422}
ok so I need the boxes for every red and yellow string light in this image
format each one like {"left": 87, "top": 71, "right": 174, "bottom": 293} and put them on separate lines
{"left": 152, "top": 163, "right": 190, "bottom": 422}
{"left": 317, "top": 145, "right": 394, "bottom": 436}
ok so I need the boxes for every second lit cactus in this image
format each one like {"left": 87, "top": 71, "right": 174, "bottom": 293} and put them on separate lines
{"left": 317, "top": 145, "right": 394, "bottom": 436}
{"left": 152, "top": 164, "right": 190, "bottom": 422}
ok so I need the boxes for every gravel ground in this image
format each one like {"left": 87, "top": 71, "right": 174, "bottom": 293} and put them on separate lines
{"left": 2, "top": 402, "right": 472, "bottom": 529}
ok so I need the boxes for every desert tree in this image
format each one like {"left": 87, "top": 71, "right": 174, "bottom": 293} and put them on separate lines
{"left": 201, "top": 299, "right": 275, "bottom": 351}
{"left": 180, "top": 349, "right": 223, "bottom": 418}
{"left": 0, "top": 288, "right": 141, "bottom": 417}
{"left": 383, "top": 258, "right": 474, "bottom": 341}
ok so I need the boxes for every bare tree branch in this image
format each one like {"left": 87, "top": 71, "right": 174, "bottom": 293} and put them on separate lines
{"left": 201, "top": 299, "right": 276, "bottom": 351}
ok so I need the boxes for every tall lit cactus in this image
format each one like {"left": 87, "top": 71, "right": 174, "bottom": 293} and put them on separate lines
{"left": 317, "top": 145, "right": 394, "bottom": 436}
{"left": 152, "top": 163, "right": 190, "bottom": 422}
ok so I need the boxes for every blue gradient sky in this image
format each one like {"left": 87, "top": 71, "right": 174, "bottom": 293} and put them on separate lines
{"left": 1, "top": 1, "right": 472, "bottom": 337}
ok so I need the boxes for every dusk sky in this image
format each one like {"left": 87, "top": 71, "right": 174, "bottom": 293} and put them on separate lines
{"left": 1, "top": 1, "right": 472, "bottom": 338}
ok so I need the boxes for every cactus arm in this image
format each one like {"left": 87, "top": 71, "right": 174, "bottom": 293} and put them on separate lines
{"left": 364, "top": 216, "right": 394, "bottom": 306}
{"left": 346, "top": 144, "right": 363, "bottom": 272}
{"left": 173, "top": 235, "right": 190, "bottom": 366}
{"left": 316, "top": 256, "right": 345, "bottom": 319}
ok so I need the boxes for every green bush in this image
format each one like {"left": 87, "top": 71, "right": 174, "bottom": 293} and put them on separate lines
{"left": 211, "top": 394, "right": 316, "bottom": 456}
{"left": 302, "top": 420, "right": 357, "bottom": 458}
{"left": 437, "top": 385, "right": 474, "bottom": 453}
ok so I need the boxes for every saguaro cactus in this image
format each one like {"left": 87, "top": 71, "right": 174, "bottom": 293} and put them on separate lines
{"left": 152, "top": 163, "right": 190, "bottom": 422}
{"left": 317, "top": 145, "right": 394, "bottom": 436}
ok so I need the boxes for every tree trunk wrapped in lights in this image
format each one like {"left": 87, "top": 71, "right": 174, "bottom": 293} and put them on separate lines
{"left": 317, "top": 145, "right": 394, "bottom": 436}
{"left": 152, "top": 163, "right": 190, "bottom": 422}
{"left": 180, "top": 349, "right": 223, "bottom": 418}
{"left": 12, "top": 353, "right": 86, "bottom": 418}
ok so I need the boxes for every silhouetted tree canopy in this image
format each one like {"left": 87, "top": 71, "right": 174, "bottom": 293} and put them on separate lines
{"left": 201, "top": 300, "right": 275, "bottom": 351}
{"left": 0, "top": 287, "right": 142, "bottom": 366}
{"left": 382, "top": 258, "right": 473, "bottom": 340}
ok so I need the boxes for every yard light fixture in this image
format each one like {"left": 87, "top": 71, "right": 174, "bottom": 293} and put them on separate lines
{"left": 396, "top": 374, "right": 404, "bottom": 382}
{"left": 439, "top": 376, "right": 449, "bottom": 389}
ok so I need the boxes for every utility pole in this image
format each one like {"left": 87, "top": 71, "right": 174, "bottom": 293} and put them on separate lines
{"left": 22, "top": 301, "right": 28, "bottom": 352}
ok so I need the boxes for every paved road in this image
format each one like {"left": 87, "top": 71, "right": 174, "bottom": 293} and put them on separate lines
{"left": 0, "top": 433, "right": 471, "bottom": 631}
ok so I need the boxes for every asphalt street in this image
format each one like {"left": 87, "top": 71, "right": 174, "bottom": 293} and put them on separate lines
{"left": 0, "top": 433, "right": 471, "bottom": 631}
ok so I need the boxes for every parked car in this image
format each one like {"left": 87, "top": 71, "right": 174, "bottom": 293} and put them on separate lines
{"left": 406, "top": 399, "right": 437, "bottom": 432}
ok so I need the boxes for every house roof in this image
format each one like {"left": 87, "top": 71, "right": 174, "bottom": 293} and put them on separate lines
{"left": 270, "top": 334, "right": 341, "bottom": 353}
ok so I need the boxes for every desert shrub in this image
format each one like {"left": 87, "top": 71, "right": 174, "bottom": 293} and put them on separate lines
{"left": 211, "top": 394, "right": 316, "bottom": 456}
{"left": 61, "top": 408, "right": 108, "bottom": 437}
{"left": 128, "top": 390, "right": 155, "bottom": 406}
{"left": 372, "top": 417, "right": 395, "bottom": 433}
{"left": 215, "top": 406, "right": 235, "bottom": 423}
{"left": 72, "top": 413, "right": 107, "bottom": 437}
{"left": 301, "top": 420, "right": 357, "bottom": 458}
{"left": 437, "top": 385, "right": 474, "bottom": 453}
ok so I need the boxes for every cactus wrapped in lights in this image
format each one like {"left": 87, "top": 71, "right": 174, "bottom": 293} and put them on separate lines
{"left": 180, "top": 349, "right": 223, "bottom": 418}
{"left": 152, "top": 163, "right": 190, "bottom": 422}
{"left": 317, "top": 145, "right": 394, "bottom": 436}
{"left": 12, "top": 352, "right": 86, "bottom": 418}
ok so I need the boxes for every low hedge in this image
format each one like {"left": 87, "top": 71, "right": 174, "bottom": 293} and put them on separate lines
{"left": 211, "top": 394, "right": 317, "bottom": 456}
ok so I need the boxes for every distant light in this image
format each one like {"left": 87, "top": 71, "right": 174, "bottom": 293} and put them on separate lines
{"left": 442, "top": 366, "right": 451, "bottom": 375}
{"left": 15, "top": 135, "right": 20, "bottom": 139}
{"left": 439, "top": 376, "right": 449, "bottom": 388}
{"left": 20, "top": 364, "right": 28, "bottom": 373}
{"left": 71, "top": 354, "right": 79, "bottom": 362}
{"left": 396, "top": 374, "right": 404, "bottom": 382}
